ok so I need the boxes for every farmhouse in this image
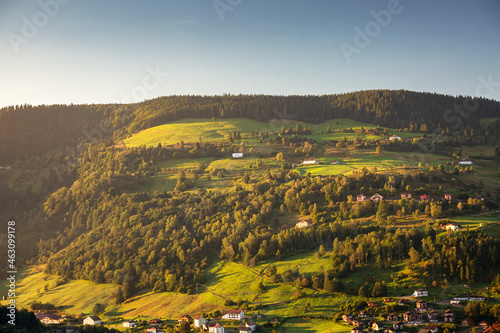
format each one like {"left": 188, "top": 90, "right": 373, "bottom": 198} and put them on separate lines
{"left": 478, "top": 321, "right": 489, "bottom": 329}
{"left": 443, "top": 309, "right": 455, "bottom": 323}
{"left": 420, "top": 194, "right": 430, "bottom": 201}
{"left": 330, "top": 160, "right": 339, "bottom": 165}
{"left": 194, "top": 317, "right": 207, "bottom": 328}
{"left": 270, "top": 317, "right": 280, "bottom": 324}
{"left": 461, "top": 318, "right": 474, "bottom": 326}
{"left": 222, "top": 310, "right": 244, "bottom": 320}
{"left": 36, "top": 313, "right": 64, "bottom": 325}
{"left": 238, "top": 327, "right": 251, "bottom": 333}
{"left": 83, "top": 316, "right": 102, "bottom": 326}
{"left": 211, "top": 323, "right": 224, "bottom": 333}
{"left": 444, "top": 194, "right": 452, "bottom": 200}
{"left": 426, "top": 324, "right": 439, "bottom": 333}
{"left": 413, "top": 289, "right": 428, "bottom": 297}
{"left": 357, "top": 194, "right": 368, "bottom": 202}
{"left": 390, "top": 135, "right": 402, "bottom": 141}
{"left": 352, "top": 327, "right": 365, "bottom": 333}
{"left": 178, "top": 315, "right": 191, "bottom": 323}
{"left": 302, "top": 158, "right": 318, "bottom": 165}
{"left": 151, "top": 318, "right": 163, "bottom": 325}
{"left": 393, "top": 322, "right": 404, "bottom": 330}
{"left": 428, "top": 310, "right": 439, "bottom": 323}
{"left": 232, "top": 152, "right": 243, "bottom": 159}
{"left": 401, "top": 193, "right": 412, "bottom": 199}
{"left": 387, "top": 314, "right": 399, "bottom": 322}
{"left": 445, "top": 224, "right": 459, "bottom": 232}
{"left": 458, "top": 158, "right": 473, "bottom": 165}
{"left": 343, "top": 314, "right": 354, "bottom": 323}
{"left": 245, "top": 320, "right": 257, "bottom": 330}
{"left": 371, "top": 193, "right": 384, "bottom": 202}
{"left": 416, "top": 300, "right": 428, "bottom": 311}
{"left": 148, "top": 327, "right": 164, "bottom": 333}
{"left": 372, "top": 322, "right": 385, "bottom": 331}
{"left": 123, "top": 320, "right": 137, "bottom": 328}
{"left": 403, "top": 311, "right": 422, "bottom": 323}
{"left": 296, "top": 220, "right": 312, "bottom": 229}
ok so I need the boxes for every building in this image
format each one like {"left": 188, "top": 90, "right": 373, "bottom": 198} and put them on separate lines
{"left": 387, "top": 314, "right": 399, "bottom": 322}
{"left": 148, "top": 327, "right": 164, "bottom": 333}
{"left": 36, "top": 313, "right": 64, "bottom": 325}
{"left": 401, "top": 193, "right": 412, "bottom": 199}
{"left": 444, "top": 194, "right": 452, "bottom": 201}
{"left": 478, "top": 321, "right": 489, "bottom": 329}
{"left": 416, "top": 300, "right": 428, "bottom": 311}
{"left": 343, "top": 314, "right": 354, "bottom": 323}
{"left": 123, "top": 320, "right": 136, "bottom": 328}
{"left": 443, "top": 309, "right": 455, "bottom": 323}
{"left": 211, "top": 323, "right": 224, "bottom": 333}
{"left": 393, "top": 322, "right": 404, "bottom": 330}
{"left": 352, "top": 327, "right": 365, "bottom": 333}
{"left": 232, "top": 153, "right": 243, "bottom": 159}
{"left": 83, "top": 316, "right": 101, "bottom": 326}
{"left": 239, "top": 327, "right": 251, "bottom": 333}
{"left": 458, "top": 158, "right": 473, "bottom": 165}
{"left": 357, "top": 194, "right": 368, "bottom": 202}
{"left": 359, "top": 310, "right": 371, "bottom": 318}
{"left": 330, "top": 160, "right": 340, "bottom": 165}
{"left": 178, "top": 315, "right": 191, "bottom": 323}
{"left": 428, "top": 310, "right": 439, "bottom": 323}
{"left": 194, "top": 317, "right": 207, "bottom": 328}
{"left": 390, "top": 135, "right": 402, "bottom": 141}
{"left": 413, "top": 289, "right": 428, "bottom": 297}
{"left": 372, "top": 322, "right": 385, "bottom": 331}
{"left": 420, "top": 194, "right": 431, "bottom": 201}
{"left": 151, "top": 318, "right": 163, "bottom": 325}
{"left": 302, "top": 158, "right": 318, "bottom": 165}
{"left": 245, "top": 320, "right": 257, "bottom": 331}
{"left": 371, "top": 193, "right": 384, "bottom": 202}
{"left": 222, "top": 310, "right": 244, "bottom": 320}
{"left": 445, "top": 224, "right": 459, "bottom": 232}
{"left": 426, "top": 324, "right": 439, "bottom": 333}
{"left": 461, "top": 318, "right": 474, "bottom": 326}
{"left": 403, "top": 311, "right": 422, "bottom": 323}
{"left": 270, "top": 317, "right": 280, "bottom": 324}
{"left": 296, "top": 220, "right": 312, "bottom": 229}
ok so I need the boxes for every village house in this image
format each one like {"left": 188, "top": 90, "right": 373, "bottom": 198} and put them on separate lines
{"left": 390, "top": 135, "right": 402, "bottom": 141}
{"left": 461, "top": 318, "right": 474, "bottom": 326}
{"left": 194, "top": 316, "right": 207, "bottom": 328}
{"left": 211, "top": 323, "right": 224, "bottom": 333}
{"left": 270, "top": 317, "right": 280, "bottom": 324}
{"left": 352, "top": 327, "right": 365, "bottom": 333}
{"left": 372, "top": 322, "right": 385, "bottom": 331}
{"left": 359, "top": 310, "right": 371, "bottom": 318}
{"left": 393, "top": 322, "right": 405, "bottom": 330}
{"left": 426, "top": 324, "right": 439, "bottom": 333}
{"left": 296, "top": 220, "right": 312, "bottom": 229}
{"left": 222, "top": 310, "right": 244, "bottom": 320}
{"left": 384, "top": 329, "right": 397, "bottom": 333}
{"left": 443, "top": 309, "right": 455, "bottom": 323}
{"left": 445, "top": 224, "right": 459, "bottom": 232}
{"left": 401, "top": 193, "right": 412, "bottom": 199}
{"left": 416, "top": 300, "right": 428, "bottom": 311}
{"left": 413, "top": 289, "right": 428, "bottom": 297}
{"left": 83, "top": 316, "right": 102, "bottom": 326}
{"left": 302, "top": 158, "right": 318, "bottom": 165}
{"left": 479, "top": 321, "right": 490, "bottom": 330}
{"left": 387, "top": 314, "right": 399, "bottom": 322}
{"left": 151, "top": 318, "right": 163, "bottom": 325}
{"left": 384, "top": 298, "right": 393, "bottom": 303}
{"left": 444, "top": 194, "right": 452, "bottom": 201}
{"left": 330, "top": 160, "right": 340, "bottom": 165}
{"left": 123, "top": 320, "right": 137, "bottom": 328}
{"left": 245, "top": 320, "right": 257, "bottom": 331}
{"left": 343, "top": 314, "right": 355, "bottom": 323}
{"left": 351, "top": 319, "right": 364, "bottom": 327}
{"left": 36, "top": 313, "right": 64, "bottom": 325}
{"left": 420, "top": 194, "right": 431, "bottom": 201}
{"left": 148, "top": 327, "right": 163, "bottom": 333}
{"left": 238, "top": 327, "right": 251, "bottom": 333}
{"left": 458, "top": 158, "right": 473, "bottom": 165}
{"left": 403, "top": 311, "right": 423, "bottom": 323}
{"left": 232, "top": 152, "right": 243, "bottom": 159}
{"left": 368, "top": 302, "right": 378, "bottom": 308}
{"left": 371, "top": 193, "right": 384, "bottom": 202}
{"left": 398, "top": 298, "right": 409, "bottom": 306}
{"left": 427, "top": 310, "right": 439, "bottom": 323}
{"left": 357, "top": 194, "right": 368, "bottom": 202}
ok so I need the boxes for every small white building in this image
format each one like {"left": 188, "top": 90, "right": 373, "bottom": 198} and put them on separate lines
{"left": 370, "top": 193, "right": 384, "bottom": 202}
{"left": 232, "top": 152, "right": 243, "bottom": 159}
{"left": 296, "top": 220, "right": 312, "bottom": 229}
{"left": 458, "top": 158, "right": 473, "bottom": 165}
{"left": 37, "top": 313, "right": 64, "bottom": 325}
{"left": 222, "top": 310, "right": 244, "bottom": 320}
{"left": 83, "top": 316, "right": 101, "bottom": 325}
{"left": 413, "top": 289, "right": 428, "bottom": 297}
{"left": 194, "top": 317, "right": 207, "bottom": 328}
{"left": 357, "top": 194, "right": 367, "bottom": 202}
{"left": 390, "top": 135, "right": 402, "bottom": 141}
{"left": 123, "top": 320, "right": 136, "bottom": 328}
{"left": 302, "top": 158, "right": 318, "bottom": 165}
{"left": 445, "top": 224, "right": 459, "bottom": 232}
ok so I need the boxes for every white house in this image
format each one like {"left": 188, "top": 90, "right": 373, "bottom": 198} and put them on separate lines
{"left": 458, "top": 158, "right": 473, "bottom": 165}
{"left": 246, "top": 320, "right": 257, "bottom": 330}
{"left": 390, "top": 135, "right": 402, "bottom": 141}
{"left": 445, "top": 224, "right": 459, "bottom": 232}
{"left": 302, "top": 158, "right": 318, "bottom": 165}
{"left": 357, "top": 194, "right": 367, "bottom": 202}
{"left": 295, "top": 220, "right": 312, "bottom": 229}
{"left": 36, "top": 313, "right": 64, "bottom": 325}
{"left": 194, "top": 317, "right": 207, "bottom": 328}
{"left": 413, "top": 289, "right": 428, "bottom": 297}
{"left": 123, "top": 320, "right": 136, "bottom": 328}
{"left": 232, "top": 152, "right": 243, "bottom": 159}
{"left": 83, "top": 316, "right": 101, "bottom": 325}
{"left": 213, "top": 323, "right": 224, "bottom": 333}
{"left": 370, "top": 193, "right": 384, "bottom": 202}
{"left": 222, "top": 310, "right": 244, "bottom": 320}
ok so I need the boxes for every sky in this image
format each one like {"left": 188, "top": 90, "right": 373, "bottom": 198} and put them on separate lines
{"left": 0, "top": 0, "right": 499, "bottom": 108}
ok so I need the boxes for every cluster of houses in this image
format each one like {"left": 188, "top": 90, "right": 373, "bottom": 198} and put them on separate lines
{"left": 34, "top": 313, "right": 101, "bottom": 327}
{"left": 356, "top": 192, "right": 455, "bottom": 203}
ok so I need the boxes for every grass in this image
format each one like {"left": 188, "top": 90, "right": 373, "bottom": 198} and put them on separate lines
{"left": 280, "top": 318, "right": 350, "bottom": 333}
{"left": 461, "top": 145, "right": 496, "bottom": 158}
{"left": 122, "top": 118, "right": 406, "bottom": 148}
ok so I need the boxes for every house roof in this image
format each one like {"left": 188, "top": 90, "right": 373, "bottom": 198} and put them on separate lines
{"left": 226, "top": 310, "right": 243, "bottom": 314}
{"left": 87, "top": 316, "right": 101, "bottom": 321}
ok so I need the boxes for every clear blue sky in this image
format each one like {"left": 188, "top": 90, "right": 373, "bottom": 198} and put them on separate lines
{"left": 1, "top": 0, "right": 499, "bottom": 107}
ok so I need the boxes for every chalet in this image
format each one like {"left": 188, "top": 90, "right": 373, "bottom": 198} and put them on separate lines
{"left": 352, "top": 320, "right": 364, "bottom": 327}
{"left": 222, "top": 310, "right": 244, "bottom": 320}
{"left": 443, "top": 309, "right": 455, "bottom": 323}
{"left": 83, "top": 316, "right": 101, "bottom": 326}
{"left": 352, "top": 327, "right": 365, "bottom": 333}
{"left": 296, "top": 220, "right": 312, "bottom": 229}
{"left": 211, "top": 323, "right": 224, "bottom": 333}
{"left": 445, "top": 224, "right": 459, "bottom": 232}
{"left": 123, "top": 320, "right": 137, "bottom": 328}
{"left": 372, "top": 322, "right": 385, "bottom": 331}
{"left": 458, "top": 158, "right": 473, "bottom": 165}
{"left": 403, "top": 311, "right": 422, "bottom": 323}
{"left": 413, "top": 289, "right": 428, "bottom": 297}
{"left": 302, "top": 158, "right": 318, "bottom": 165}
{"left": 357, "top": 194, "right": 368, "bottom": 202}
{"left": 426, "top": 324, "right": 439, "bottom": 333}
{"left": 401, "top": 193, "right": 412, "bottom": 199}
{"left": 330, "top": 160, "right": 340, "bottom": 165}
{"left": 239, "top": 327, "right": 251, "bottom": 333}
{"left": 270, "top": 317, "right": 280, "bottom": 324}
{"left": 479, "top": 321, "right": 490, "bottom": 329}
{"left": 246, "top": 320, "right": 257, "bottom": 331}
{"left": 393, "top": 322, "right": 405, "bottom": 330}
{"left": 343, "top": 314, "right": 355, "bottom": 323}
{"left": 444, "top": 194, "right": 452, "bottom": 201}
{"left": 232, "top": 153, "right": 243, "bottom": 159}
{"left": 359, "top": 310, "right": 371, "bottom": 318}
{"left": 416, "top": 300, "right": 428, "bottom": 311}
{"left": 36, "top": 313, "right": 64, "bottom": 325}
{"left": 387, "top": 314, "right": 399, "bottom": 322}
{"left": 371, "top": 193, "right": 384, "bottom": 202}
{"left": 151, "top": 318, "right": 163, "bottom": 325}
{"left": 390, "top": 135, "right": 402, "bottom": 141}
{"left": 461, "top": 318, "right": 474, "bottom": 326}
{"left": 428, "top": 310, "right": 439, "bottom": 323}
{"left": 420, "top": 194, "right": 431, "bottom": 201}
{"left": 194, "top": 317, "right": 207, "bottom": 328}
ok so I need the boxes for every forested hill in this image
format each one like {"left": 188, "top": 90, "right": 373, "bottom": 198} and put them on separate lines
{"left": 1, "top": 90, "right": 499, "bottom": 164}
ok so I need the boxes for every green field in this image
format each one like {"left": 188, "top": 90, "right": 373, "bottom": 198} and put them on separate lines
{"left": 280, "top": 318, "right": 350, "bottom": 333}
{"left": 461, "top": 145, "right": 496, "bottom": 158}
{"left": 122, "top": 118, "right": 410, "bottom": 148}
